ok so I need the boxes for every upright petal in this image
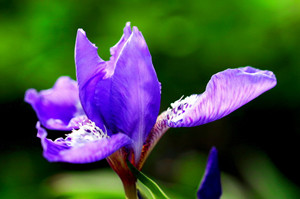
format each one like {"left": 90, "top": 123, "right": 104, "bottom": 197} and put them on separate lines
{"left": 75, "top": 29, "right": 105, "bottom": 89}
{"left": 75, "top": 23, "right": 132, "bottom": 127}
{"left": 167, "top": 66, "right": 277, "bottom": 127}
{"left": 25, "top": 76, "right": 86, "bottom": 130}
{"left": 96, "top": 26, "right": 161, "bottom": 161}
{"left": 36, "top": 122, "right": 132, "bottom": 163}
{"left": 197, "top": 147, "right": 222, "bottom": 199}
{"left": 75, "top": 23, "right": 161, "bottom": 162}
{"left": 109, "top": 22, "right": 132, "bottom": 67}
{"left": 75, "top": 29, "right": 106, "bottom": 127}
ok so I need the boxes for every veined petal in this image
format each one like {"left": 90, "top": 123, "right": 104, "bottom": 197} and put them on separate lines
{"left": 167, "top": 66, "right": 277, "bottom": 127}
{"left": 75, "top": 23, "right": 132, "bottom": 128}
{"left": 197, "top": 147, "right": 222, "bottom": 199}
{"left": 75, "top": 23, "right": 161, "bottom": 162}
{"left": 25, "top": 77, "right": 86, "bottom": 130}
{"left": 36, "top": 122, "right": 132, "bottom": 164}
{"left": 95, "top": 26, "right": 161, "bottom": 162}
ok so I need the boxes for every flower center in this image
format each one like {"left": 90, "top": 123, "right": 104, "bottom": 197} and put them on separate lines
{"left": 64, "top": 120, "right": 109, "bottom": 147}
{"left": 166, "top": 94, "right": 198, "bottom": 122}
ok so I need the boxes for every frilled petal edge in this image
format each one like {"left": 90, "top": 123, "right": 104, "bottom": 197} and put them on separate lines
{"left": 167, "top": 66, "right": 277, "bottom": 127}
{"left": 197, "top": 147, "right": 222, "bottom": 199}
{"left": 36, "top": 122, "right": 132, "bottom": 163}
{"left": 25, "top": 76, "right": 86, "bottom": 130}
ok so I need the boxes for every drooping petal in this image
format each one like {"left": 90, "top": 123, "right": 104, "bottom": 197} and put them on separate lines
{"left": 36, "top": 122, "right": 132, "bottom": 163}
{"left": 75, "top": 23, "right": 161, "bottom": 162}
{"left": 167, "top": 66, "right": 277, "bottom": 127}
{"left": 197, "top": 147, "right": 222, "bottom": 199}
{"left": 25, "top": 77, "right": 86, "bottom": 130}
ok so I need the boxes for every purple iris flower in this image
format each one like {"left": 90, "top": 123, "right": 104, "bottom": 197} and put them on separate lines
{"left": 25, "top": 22, "right": 276, "bottom": 198}
{"left": 197, "top": 147, "right": 221, "bottom": 199}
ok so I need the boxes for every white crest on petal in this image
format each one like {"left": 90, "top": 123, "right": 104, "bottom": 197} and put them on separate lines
{"left": 166, "top": 94, "right": 198, "bottom": 123}
{"left": 62, "top": 120, "right": 109, "bottom": 147}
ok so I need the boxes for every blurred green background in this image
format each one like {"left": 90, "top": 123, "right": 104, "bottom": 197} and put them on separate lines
{"left": 1, "top": 0, "right": 299, "bottom": 198}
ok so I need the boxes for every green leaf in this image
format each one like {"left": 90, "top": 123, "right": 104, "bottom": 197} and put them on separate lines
{"left": 127, "top": 160, "right": 169, "bottom": 199}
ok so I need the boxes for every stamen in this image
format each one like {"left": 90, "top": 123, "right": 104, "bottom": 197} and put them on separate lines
{"left": 64, "top": 120, "right": 109, "bottom": 147}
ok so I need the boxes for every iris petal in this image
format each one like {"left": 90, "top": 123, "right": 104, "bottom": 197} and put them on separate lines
{"left": 36, "top": 122, "right": 132, "bottom": 164}
{"left": 75, "top": 23, "right": 161, "bottom": 162}
{"left": 197, "top": 147, "right": 222, "bottom": 199}
{"left": 75, "top": 29, "right": 105, "bottom": 89}
{"left": 25, "top": 76, "right": 86, "bottom": 130}
{"left": 167, "top": 66, "right": 277, "bottom": 127}
{"left": 75, "top": 23, "right": 132, "bottom": 128}
{"left": 109, "top": 22, "right": 132, "bottom": 70}
{"left": 75, "top": 29, "right": 106, "bottom": 127}
{"left": 96, "top": 26, "right": 161, "bottom": 161}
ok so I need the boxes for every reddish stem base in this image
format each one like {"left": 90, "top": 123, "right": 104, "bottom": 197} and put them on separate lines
{"left": 107, "top": 148, "right": 138, "bottom": 199}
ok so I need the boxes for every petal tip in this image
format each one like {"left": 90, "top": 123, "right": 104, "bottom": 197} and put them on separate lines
{"left": 123, "top": 22, "right": 133, "bottom": 38}
{"left": 36, "top": 121, "right": 47, "bottom": 139}
{"left": 132, "top": 26, "right": 143, "bottom": 37}
{"left": 24, "top": 88, "right": 38, "bottom": 104}
{"left": 129, "top": 26, "right": 149, "bottom": 52}
{"left": 125, "top": 22, "right": 131, "bottom": 30}
{"left": 241, "top": 66, "right": 277, "bottom": 88}
{"left": 240, "top": 66, "right": 276, "bottom": 80}
{"left": 75, "top": 28, "right": 98, "bottom": 51}
{"left": 210, "top": 146, "right": 218, "bottom": 155}
{"left": 197, "top": 147, "right": 222, "bottom": 199}
{"left": 77, "top": 28, "right": 86, "bottom": 36}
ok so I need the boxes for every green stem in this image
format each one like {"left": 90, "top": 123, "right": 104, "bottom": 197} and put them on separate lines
{"left": 127, "top": 160, "right": 169, "bottom": 199}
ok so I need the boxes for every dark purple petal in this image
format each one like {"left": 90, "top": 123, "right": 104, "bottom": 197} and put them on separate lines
{"left": 75, "top": 23, "right": 161, "bottom": 162}
{"left": 197, "top": 147, "right": 222, "bottom": 199}
{"left": 25, "top": 77, "right": 86, "bottom": 130}
{"left": 36, "top": 122, "right": 132, "bottom": 163}
{"left": 167, "top": 66, "right": 277, "bottom": 127}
